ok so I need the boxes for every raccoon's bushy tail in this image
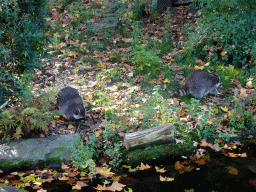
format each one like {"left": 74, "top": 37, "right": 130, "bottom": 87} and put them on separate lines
{"left": 172, "top": 88, "right": 187, "bottom": 98}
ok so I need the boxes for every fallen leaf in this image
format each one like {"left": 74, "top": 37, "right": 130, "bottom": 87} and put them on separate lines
{"left": 178, "top": 108, "right": 185, "bottom": 116}
{"left": 107, "top": 181, "right": 126, "bottom": 191}
{"left": 95, "top": 184, "right": 108, "bottom": 191}
{"left": 220, "top": 106, "right": 229, "bottom": 113}
{"left": 221, "top": 50, "right": 227, "bottom": 56}
{"left": 58, "top": 176, "right": 69, "bottom": 181}
{"left": 194, "top": 65, "right": 204, "bottom": 70}
{"left": 227, "top": 166, "right": 238, "bottom": 175}
{"left": 155, "top": 166, "right": 166, "bottom": 173}
{"left": 99, "top": 168, "right": 115, "bottom": 178}
{"left": 160, "top": 175, "right": 174, "bottom": 182}
{"left": 97, "top": 62, "right": 106, "bottom": 68}
{"left": 138, "top": 163, "right": 151, "bottom": 170}
{"left": 195, "top": 59, "right": 203, "bottom": 64}
{"left": 88, "top": 72, "right": 94, "bottom": 76}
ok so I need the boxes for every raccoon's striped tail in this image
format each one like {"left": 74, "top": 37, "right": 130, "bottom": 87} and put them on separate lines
{"left": 172, "top": 88, "right": 187, "bottom": 98}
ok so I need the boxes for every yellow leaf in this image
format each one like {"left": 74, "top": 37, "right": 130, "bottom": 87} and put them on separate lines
{"left": 227, "top": 166, "right": 238, "bottom": 175}
{"left": 178, "top": 108, "right": 185, "bottom": 116}
{"left": 220, "top": 106, "right": 229, "bottom": 113}
{"left": 97, "top": 62, "right": 106, "bottom": 68}
{"left": 59, "top": 176, "right": 69, "bottom": 181}
{"left": 184, "top": 189, "right": 194, "bottom": 192}
{"left": 194, "top": 65, "right": 204, "bottom": 70}
{"left": 228, "top": 153, "right": 238, "bottom": 158}
{"left": 99, "top": 168, "right": 115, "bottom": 178}
{"left": 213, "top": 108, "right": 218, "bottom": 114}
{"left": 95, "top": 184, "right": 108, "bottom": 191}
{"left": 138, "top": 163, "right": 151, "bottom": 170}
{"left": 149, "top": 80, "right": 154, "bottom": 84}
{"left": 163, "top": 78, "right": 170, "bottom": 83}
{"left": 160, "top": 175, "right": 174, "bottom": 182}
{"left": 155, "top": 166, "right": 166, "bottom": 173}
{"left": 221, "top": 50, "right": 227, "bottom": 56}
{"left": 88, "top": 72, "right": 94, "bottom": 76}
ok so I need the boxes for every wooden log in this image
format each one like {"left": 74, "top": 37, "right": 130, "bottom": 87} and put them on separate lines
{"left": 123, "top": 123, "right": 174, "bottom": 150}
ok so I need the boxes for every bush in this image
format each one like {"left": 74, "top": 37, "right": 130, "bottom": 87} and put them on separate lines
{"left": 184, "top": 0, "right": 256, "bottom": 68}
{"left": 0, "top": 87, "right": 58, "bottom": 142}
{"left": 0, "top": 0, "right": 50, "bottom": 103}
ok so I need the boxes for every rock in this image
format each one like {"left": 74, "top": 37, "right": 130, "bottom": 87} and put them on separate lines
{"left": 0, "top": 134, "right": 81, "bottom": 170}
{"left": 0, "top": 185, "right": 28, "bottom": 192}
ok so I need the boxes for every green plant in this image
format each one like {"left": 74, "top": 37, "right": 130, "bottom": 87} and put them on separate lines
{"left": 109, "top": 52, "right": 122, "bottom": 63}
{"left": 0, "top": 87, "right": 58, "bottom": 141}
{"left": 0, "top": 0, "right": 50, "bottom": 102}
{"left": 229, "top": 98, "right": 256, "bottom": 130}
{"left": 101, "top": 123, "right": 123, "bottom": 169}
{"left": 68, "top": 1, "right": 97, "bottom": 26}
{"left": 105, "top": 68, "right": 123, "bottom": 81}
{"left": 185, "top": 0, "right": 256, "bottom": 68}
{"left": 71, "top": 134, "right": 99, "bottom": 172}
{"left": 131, "top": 45, "right": 162, "bottom": 77}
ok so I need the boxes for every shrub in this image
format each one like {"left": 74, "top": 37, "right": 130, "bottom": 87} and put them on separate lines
{"left": 0, "top": 0, "right": 50, "bottom": 103}
{"left": 71, "top": 134, "right": 98, "bottom": 172}
{"left": 0, "top": 87, "right": 58, "bottom": 142}
{"left": 184, "top": 0, "right": 256, "bottom": 68}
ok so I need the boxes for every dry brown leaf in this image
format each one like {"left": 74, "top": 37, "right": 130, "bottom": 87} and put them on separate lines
{"left": 58, "top": 176, "right": 69, "bottom": 181}
{"left": 195, "top": 59, "right": 203, "bottom": 64}
{"left": 107, "top": 181, "right": 126, "bottom": 191}
{"left": 178, "top": 108, "right": 185, "bottom": 116}
{"left": 95, "top": 184, "right": 108, "bottom": 191}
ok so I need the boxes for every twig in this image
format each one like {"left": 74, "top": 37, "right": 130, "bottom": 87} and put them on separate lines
{"left": 0, "top": 100, "right": 9, "bottom": 110}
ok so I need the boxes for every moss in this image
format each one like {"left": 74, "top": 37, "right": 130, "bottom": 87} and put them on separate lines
{"left": 0, "top": 159, "right": 33, "bottom": 171}
{"left": 124, "top": 142, "right": 196, "bottom": 165}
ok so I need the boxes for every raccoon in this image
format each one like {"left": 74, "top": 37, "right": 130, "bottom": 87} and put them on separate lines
{"left": 57, "top": 86, "right": 86, "bottom": 120}
{"left": 173, "top": 70, "right": 222, "bottom": 99}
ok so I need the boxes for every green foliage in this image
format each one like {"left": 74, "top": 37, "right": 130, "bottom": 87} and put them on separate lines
{"left": 185, "top": 0, "right": 256, "bottom": 67}
{"left": 0, "top": 87, "right": 58, "bottom": 141}
{"left": 131, "top": 43, "right": 162, "bottom": 77}
{"left": 71, "top": 134, "right": 98, "bottom": 172}
{"left": 0, "top": 0, "right": 49, "bottom": 72}
{"left": 129, "top": 21, "right": 172, "bottom": 77}
{"left": 105, "top": 68, "right": 123, "bottom": 81}
{"left": 48, "top": 0, "right": 74, "bottom": 11}
{"left": 68, "top": 1, "right": 97, "bottom": 26}
{"left": 0, "top": 0, "right": 50, "bottom": 102}
{"left": 229, "top": 98, "right": 256, "bottom": 130}
{"left": 215, "top": 64, "right": 244, "bottom": 87}
{"left": 109, "top": 52, "right": 122, "bottom": 63}
{"left": 101, "top": 123, "right": 123, "bottom": 169}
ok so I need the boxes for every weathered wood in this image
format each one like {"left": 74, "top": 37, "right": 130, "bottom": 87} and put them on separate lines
{"left": 123, "top": 123, "right": 174, "bottom": 150}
